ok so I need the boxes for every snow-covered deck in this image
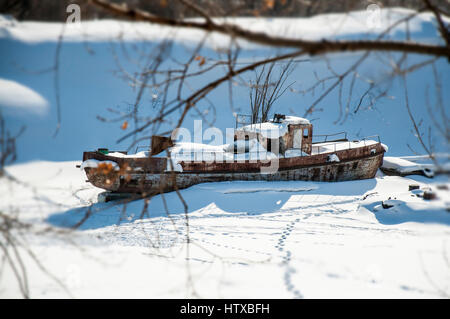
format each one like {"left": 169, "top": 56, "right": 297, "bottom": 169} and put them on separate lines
{"left": 311, "top": 139, "right": 379, "bottom": 155}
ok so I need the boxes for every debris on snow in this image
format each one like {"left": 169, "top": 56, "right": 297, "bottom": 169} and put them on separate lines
{"left": 423, "top": 190, "right": 437, "bottom": 200}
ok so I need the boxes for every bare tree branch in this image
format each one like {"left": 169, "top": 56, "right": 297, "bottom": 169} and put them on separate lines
{"left": 88, "top": 0, "right": 450, "bottom": 58}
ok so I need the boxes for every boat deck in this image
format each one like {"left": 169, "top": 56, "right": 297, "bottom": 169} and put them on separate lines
{"left": 311, "top": 139, "right": 379, "bottom": 155}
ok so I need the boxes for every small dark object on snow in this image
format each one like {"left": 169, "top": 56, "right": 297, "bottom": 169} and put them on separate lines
{"left": 436, "top": 184, "right": 448, "bottom": 190}
{"left": 362, "top": 192, "right": 378, "bottom": 200}
{"left": 409, "top": 184, "right": 420, "bottom": 191}
{"left": 382, "top": 201, "right": 394, "bottom": 209}
{"left": 423, "top": 190, "right": 437, "bottom": 200}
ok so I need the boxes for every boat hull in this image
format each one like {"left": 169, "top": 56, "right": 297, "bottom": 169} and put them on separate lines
{"left": 83, "top": 143, "right": 385, "bottom": 195}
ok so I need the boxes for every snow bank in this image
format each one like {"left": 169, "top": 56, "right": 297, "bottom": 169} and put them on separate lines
{"left": 3, "top": 160, "right": 450, "bottom": 298}
{"left": 0, "top": 78, "right": 48, "bottom": 115}
{"left": 382, "top": 157, "right": 435, "bottom": 177}
{"left": 0, "top": 8, "right": 444, "bottom": 48}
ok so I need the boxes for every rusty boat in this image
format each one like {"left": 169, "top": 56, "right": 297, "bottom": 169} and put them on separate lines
{"left": 81, "top": 114, "right": 387, "bottom": 196}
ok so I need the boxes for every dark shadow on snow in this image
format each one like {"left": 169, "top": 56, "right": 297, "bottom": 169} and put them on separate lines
{"left": 362, "top": 201, "right": 450, "bottom": 226}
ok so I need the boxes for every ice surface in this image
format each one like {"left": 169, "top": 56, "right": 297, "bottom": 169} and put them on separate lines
{"left": 1, "top": 9, "right": 449, "bottom": 161}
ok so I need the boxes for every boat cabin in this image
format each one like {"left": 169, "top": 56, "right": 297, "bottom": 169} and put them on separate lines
{"left": 234, "top": 114, "right": 313, "bottom": 155}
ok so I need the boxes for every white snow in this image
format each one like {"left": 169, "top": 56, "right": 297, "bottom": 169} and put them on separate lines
{"left": 107, "top": 151, "right": 149, "bottom": 158}
{"left": 0, "top": 8, "right": 446, "bottom": 49}
{"left": 382, "top": 156, "right": 435, "bottom": 177}
{"left": 312, "top": 140, "right": 379, "bottom": 155}
{"left": 281, "top": 116, "right": 310, "bottom": 125}
{"left": 0, "top": 78, "right": 49, "bottom": 115}
{"left": 236, "top": 116, "right": 309, "bottom": 140}
{"left": 1, "top": 7, "right": 450, "bottom": 299}
{"left": 327, "top": 154, "right": 340, "bottom": 162}
{"left": 284, "top": 149, "right": 309, "bottom": 158}
{"left": 222, "top": 185, "right": 318, "bottom": 194}
{"left": 1, "top": 160, "right": 449, "bottom": 298}
{"left": 171, "top": 142, "right": 227, "bottom": 154}
{"left": 169, "top": 142, "right": 232, "bottom": 162}
{"left": 237, "top": 122, "right": 288, "bottom": 139}
{"left": 237, "top": 117, "right": 309, "bottom": 139}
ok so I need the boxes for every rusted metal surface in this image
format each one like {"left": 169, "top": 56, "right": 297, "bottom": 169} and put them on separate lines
{"left": 83, "top": 151, "right": 167, "bottom": 173}
{"left": 234, "top": 123, "right": 313, "bottom": 155}
{"left": 82, "top": 143, "right": 385, "bottom": 194}
{"left": 285, "top": 123, "right": 313, "bottom": 154}
{"left": 180, "top": 143, "right": 383, "bottom": 173}
{"left": 150, "top": 135, "right": 174, "bottom": 156}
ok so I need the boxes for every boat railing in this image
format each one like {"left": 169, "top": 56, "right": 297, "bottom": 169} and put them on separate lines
{"left": 360, "top": 135, "right": 381, "bottom": 143}
{"left": 311, "top": 134, "right": 381, "bottom": 155}
{"left": 135, "top": 145, "right": 150, "bottom": 153}
{"left": 312, "top": 131, "right": 348, "bottom": 143}
{"left": 168, "top": 134, "right": 381, "bottom": 161}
